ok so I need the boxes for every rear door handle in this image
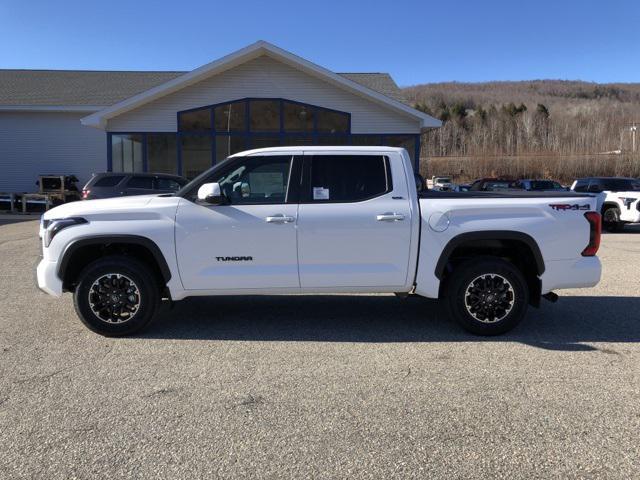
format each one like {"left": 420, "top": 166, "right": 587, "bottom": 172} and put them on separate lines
{"left": 376, "top": 212, "right": 405, "bottom": 222}
{"left": 265, "top": 214, "right": 295, "bottom": 224}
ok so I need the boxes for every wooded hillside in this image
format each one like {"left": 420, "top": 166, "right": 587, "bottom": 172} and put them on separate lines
{"left": 403, "top": 80, "right": 640, "bottom": 157}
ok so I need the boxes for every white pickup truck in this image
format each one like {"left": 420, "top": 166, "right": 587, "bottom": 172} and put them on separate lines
{"left": 570, "top": 177, "right": 640, "bottom": 232}
{"left": 37, "top": 147, "right": 602, "bottom": 337}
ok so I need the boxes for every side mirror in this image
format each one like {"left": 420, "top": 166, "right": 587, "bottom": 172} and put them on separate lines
{"left": 197, "top": 182, "right": 227, "bottom": 205}
{"left": 414, "top": 173, "right": 426, "bottom": 192}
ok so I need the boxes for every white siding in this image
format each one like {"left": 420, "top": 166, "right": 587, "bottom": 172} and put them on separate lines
{"left": 107, "top": 56, "right": 420, "bottom": 134}
{"left": 0, "top": 112, "right": 106, "bottom": 192}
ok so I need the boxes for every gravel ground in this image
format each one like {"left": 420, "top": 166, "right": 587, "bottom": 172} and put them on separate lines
{"left": 1, "top": 219, "right": 639, "bottom": 479}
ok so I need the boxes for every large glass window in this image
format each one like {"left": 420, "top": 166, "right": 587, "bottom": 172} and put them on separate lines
{"left": 181, "top": 135, "right": 212, "bottom": 179}
{"left": 384, "top": 135, "right": 416, "bottom": 162}
{"left": 110, "top": 99, "right": 421, "bottom": 178}
{"left": 317, "top": 135, "right": 349, "bottom": 145}
{"left": 215, "top": 135, "right": 245, "bottom": 162}
{"left": 249, "top": 100, "right": 280, "bottom": 132}
{"left": 178, "top": 107, "right": 211, "bottom": 131}
{"left": 111, "top": 134, "right": 143, "bottom": 172}
{"left": 283, "top": 101, "right": 314, "bottom": 132}
{"left": 352, "top": 135, "right": 382, "bottom": 146}
{"left": 317, "top": 109, "right": 349, "bottom": 133}
{"left": 211, "top": 155, "right": 292, "bottom": 205}
{"left": 214, "top": 100, "right": 246, "bottom": 132}
{"left": 147, "top": 134, "right": 177, "bottom": 174}
{"left": 308, "top": 155, "right": 390, "bottom": 203}
{"left": 283, "top": 135, "right": 313, "bottom": 146}
{"left": 250, "top": 136, "right": 281, "bottom": 149}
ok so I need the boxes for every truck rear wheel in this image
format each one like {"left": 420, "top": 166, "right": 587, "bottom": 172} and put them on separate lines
{"left": 73, "top": 255, "right": 160, "bottom": 336}
{"left": 445, "top": 257, "right": 528, "bottom": 335}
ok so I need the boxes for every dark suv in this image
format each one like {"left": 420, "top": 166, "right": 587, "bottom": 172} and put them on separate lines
{"left": 82, "top": 173, "right": 188, "bottom": 200}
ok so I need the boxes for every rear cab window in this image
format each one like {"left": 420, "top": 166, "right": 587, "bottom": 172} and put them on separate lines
{"left": 304, "top": 155, "right": 391, "bottom": 203}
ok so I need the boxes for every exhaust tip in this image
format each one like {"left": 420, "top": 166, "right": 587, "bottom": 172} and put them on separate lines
{"left": 542, "top": 292, "right": 559, "bottom": 303}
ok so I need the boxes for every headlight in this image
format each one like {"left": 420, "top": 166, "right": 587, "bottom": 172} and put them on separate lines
{"left": 44, "top": 217, "right": 87, "bottom": 247}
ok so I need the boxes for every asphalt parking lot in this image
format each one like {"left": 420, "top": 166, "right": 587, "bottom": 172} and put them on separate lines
{"left": 1, "top": 218, "right": 639, "bottom": 479}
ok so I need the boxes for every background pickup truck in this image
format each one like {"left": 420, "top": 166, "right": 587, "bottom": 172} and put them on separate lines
{"left": 570, "top": 177, "right": 640, "bottom": 232}
{"left": 37, "top": 147, "right": 602, "bottom": 337}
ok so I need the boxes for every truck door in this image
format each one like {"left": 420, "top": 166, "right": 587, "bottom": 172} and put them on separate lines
{"left": 175, "top": 154, "right": 301, "bottom": 290}
{"left": 296, "top": 152, "right": 413, "bottom": 289}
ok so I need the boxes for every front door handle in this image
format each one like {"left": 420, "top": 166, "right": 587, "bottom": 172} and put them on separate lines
{"left": 265, "top": 214, "right": 295, "bottom": 224}
{"left": 376, "top": 212, "right": 405, "bottom": 222}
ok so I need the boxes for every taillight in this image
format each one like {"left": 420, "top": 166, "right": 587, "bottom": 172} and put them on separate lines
{"left": 82, "top": 189, "right": 89, "bottom": 199}
{"left": 582, "top": 211, "right": 601, "bottom": 256}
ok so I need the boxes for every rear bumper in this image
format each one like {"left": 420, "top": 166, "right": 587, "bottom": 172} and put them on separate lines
{"left": 37, "top": 258, "right": 63, "bottom": 297}
{"left": 541, "top": 256, "right": 601, "bottom": 293}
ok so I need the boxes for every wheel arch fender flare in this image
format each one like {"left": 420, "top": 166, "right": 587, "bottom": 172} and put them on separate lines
{"left": 601, "top": 201, "right": 621, "bottom": 214}
{"left": 434, "top": 230, "right": 545, "bottom": 280}
{"left": 57, "top": 235, "right": 172, "bottom": 283}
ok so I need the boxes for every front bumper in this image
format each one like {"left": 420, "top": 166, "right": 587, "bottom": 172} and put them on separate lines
{"left": 37, "top": 258, "right": 63, "bottom": 297}
{"left": 541, "top": 256, "right": 602, "bottom": 293}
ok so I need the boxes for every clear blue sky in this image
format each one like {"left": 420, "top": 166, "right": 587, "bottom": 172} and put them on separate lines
{"left": 1, "top": 0, "right": 638, "bottom": 86}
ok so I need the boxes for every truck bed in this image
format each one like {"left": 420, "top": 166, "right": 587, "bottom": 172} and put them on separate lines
{"left": 419, "top": 190, "right": 594, "bottom": 199}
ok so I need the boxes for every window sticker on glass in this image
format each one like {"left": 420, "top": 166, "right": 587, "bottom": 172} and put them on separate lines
{"left": 313, "top": 187, "right": 330, "bottom": 200}
{"left": 249, "top": 172, "right": 284, "bottom": 195}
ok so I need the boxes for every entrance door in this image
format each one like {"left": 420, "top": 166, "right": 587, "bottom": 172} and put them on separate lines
{"left": 296, "top": 153, "right": 413, "bottom": 289}
{"left": 175, "top": 154, "right": 300, "bottom": 291}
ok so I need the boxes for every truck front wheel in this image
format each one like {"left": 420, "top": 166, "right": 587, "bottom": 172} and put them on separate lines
{"left": 602, "top": 206, "right": 624, "bottom": 232}
{"left": 445, "top": 257, "right": 529, "bottom": 335}
{"left": 73, "top": 255, "right": 160, "bottom": 336}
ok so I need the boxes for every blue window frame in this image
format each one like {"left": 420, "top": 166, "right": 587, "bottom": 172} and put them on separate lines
{"left": 108, "top": 98, "right": 421, "bottom": 177}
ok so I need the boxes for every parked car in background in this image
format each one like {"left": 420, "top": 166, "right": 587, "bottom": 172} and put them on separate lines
{"left": 516, "top": 179, "right": 567, "bottom": 191}
{"left": 82, "top": 173, "right": 188, "bottom": 200}
{"left": 429, "top": 176, "right": 454, "bottom": 191}
{"left": 453, "top": 183, "right": 471, "bottom": 192}
{"left": 571, "top": 177, "right": 640, "bottom": 232}
{"left": 469, "top": 178, "right": 520, "bottom": 192}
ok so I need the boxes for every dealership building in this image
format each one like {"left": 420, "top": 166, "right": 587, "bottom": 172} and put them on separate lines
{"left": 0, "top": 41, "right": 440, "bottom": 192}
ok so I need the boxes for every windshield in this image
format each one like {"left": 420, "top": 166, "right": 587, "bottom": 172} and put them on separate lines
{"left": 600, "top": 179, "right": 640, "bottom": 191}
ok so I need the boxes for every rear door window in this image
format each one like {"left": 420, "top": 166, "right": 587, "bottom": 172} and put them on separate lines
{"left": 305, "top": 155, "right": 390, "bottom": 203}
{"left": 93, "top": 176, "right": 125, "bottom": 187}
{"left": 126, "top": 176, "right": 154, "bottom": 189}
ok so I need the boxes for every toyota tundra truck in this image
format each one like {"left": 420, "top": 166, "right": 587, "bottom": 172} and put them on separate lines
{"left": 570, "top": 177, "right": 640, "bottom": 232}
{"left": 37, "top": 147, "right": 602, "bottom": 337}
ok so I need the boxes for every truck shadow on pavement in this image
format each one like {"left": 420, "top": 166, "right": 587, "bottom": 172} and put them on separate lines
{"left": 146, "top": 295, "right": 640, "bottom": 351}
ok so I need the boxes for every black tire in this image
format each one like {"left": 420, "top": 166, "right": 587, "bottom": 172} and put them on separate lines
{"left": 444, "top": 256, "right": 529, "bottom": 336}
{"left": 73, "top": 255, "right": 160, "bottom": 336}
{"left": 602, "top": 206, "right": 624, "bottom": 233}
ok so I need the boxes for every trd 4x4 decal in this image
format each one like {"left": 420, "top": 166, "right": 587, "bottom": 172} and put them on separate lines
{"left": 549, "top": 204, "right": 590, "bottom": 211}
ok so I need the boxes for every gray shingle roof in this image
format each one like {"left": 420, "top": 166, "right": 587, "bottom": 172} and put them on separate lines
{"left": 338, "top": 73, "right": 406, "bottom": 103}
{"left": 0, "top": 69, "right": 405, "bottom": 107}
